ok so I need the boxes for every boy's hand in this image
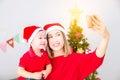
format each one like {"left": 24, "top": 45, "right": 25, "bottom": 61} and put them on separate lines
{"left": 41, "top": 70, "right": 48, "bottom": 79}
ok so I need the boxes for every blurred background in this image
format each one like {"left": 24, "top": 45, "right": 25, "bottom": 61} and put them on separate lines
{"left": 0, "top": 0, "right": 120, "bottom": 80}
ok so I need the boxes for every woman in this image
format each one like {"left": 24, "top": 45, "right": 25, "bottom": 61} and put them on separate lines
{"left": 44, "top": 15, "right": 110, "bottom": 80}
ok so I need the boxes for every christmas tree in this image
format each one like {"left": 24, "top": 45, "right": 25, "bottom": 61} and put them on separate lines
{"left": 67, "top": 6, "right": 100, "bottom": 80}
{"left": 68, "top": 18, "right": 89, "bottom": 53}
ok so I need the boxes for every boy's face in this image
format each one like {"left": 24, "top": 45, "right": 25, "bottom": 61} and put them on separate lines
{"left": 31, "top": 30, "right": 47, "bottom": 50}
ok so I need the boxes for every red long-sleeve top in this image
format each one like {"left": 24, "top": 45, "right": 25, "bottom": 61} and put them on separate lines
{"left": 46, "top": 50, "right": 104, "bottom": 80}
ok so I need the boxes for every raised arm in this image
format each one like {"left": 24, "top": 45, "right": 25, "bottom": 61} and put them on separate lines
{"left": 87, "top": 15, "right": 110, "bottom": 58}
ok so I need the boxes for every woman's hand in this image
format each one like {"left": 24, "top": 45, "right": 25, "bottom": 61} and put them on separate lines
{"left": 87, "top": 15, "right": 110, "bottom": 39}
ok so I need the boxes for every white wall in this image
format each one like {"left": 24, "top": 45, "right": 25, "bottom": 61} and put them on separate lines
{"left": 0, "top": 0, "right": 120, "bottom": 80}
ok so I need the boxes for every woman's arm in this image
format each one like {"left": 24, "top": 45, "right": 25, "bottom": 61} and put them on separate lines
{"left": 87, "top": 15, "right": 110, "bottom": 58}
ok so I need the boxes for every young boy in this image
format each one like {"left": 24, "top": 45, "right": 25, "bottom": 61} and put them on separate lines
{"left": 17, "top": 25, "right": 52, "bottom": 80}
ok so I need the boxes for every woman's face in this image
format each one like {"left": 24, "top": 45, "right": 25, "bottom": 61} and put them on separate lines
{"left": 47, "top": 29, "right": 64, "bottom": 52}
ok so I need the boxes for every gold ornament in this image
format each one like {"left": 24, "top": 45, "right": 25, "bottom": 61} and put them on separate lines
{"left": 76, "top": 48, "right": 84, "bottom": 54}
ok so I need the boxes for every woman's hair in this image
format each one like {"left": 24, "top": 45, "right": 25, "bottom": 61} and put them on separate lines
{"left": 46, "top": 31, "right": 71, "bottom": 58}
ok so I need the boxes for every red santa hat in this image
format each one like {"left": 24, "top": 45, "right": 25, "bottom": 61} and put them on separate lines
{"left": 23, "top": 25, "right": 43, "bottom": 44}
{"left": 44, "top": 23, "right": 66, "bottom": 34}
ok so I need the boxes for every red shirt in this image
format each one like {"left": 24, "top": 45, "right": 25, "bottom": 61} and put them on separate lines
{"left": 18, "top": 48, "right": 50, "bottom": 80}
{"left": 46, "top": 50, "right": 104, "bottom": 80}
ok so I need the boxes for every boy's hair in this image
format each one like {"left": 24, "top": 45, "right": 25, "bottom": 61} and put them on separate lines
{"left": 46, "top": 31, "right": 71, "bottom": 58}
